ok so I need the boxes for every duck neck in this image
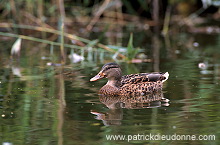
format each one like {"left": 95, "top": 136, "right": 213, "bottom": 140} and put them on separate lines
{"left": 106, "top": 78, "right": 121, "bottom": 88}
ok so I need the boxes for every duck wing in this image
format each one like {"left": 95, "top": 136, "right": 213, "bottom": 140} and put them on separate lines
{"left": 121, "top": 72, "right": 169, "bottom": 86}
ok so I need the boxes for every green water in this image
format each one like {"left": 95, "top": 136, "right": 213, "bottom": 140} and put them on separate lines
{"left": 0, "top": 33, "right": 220, "bottom": 145}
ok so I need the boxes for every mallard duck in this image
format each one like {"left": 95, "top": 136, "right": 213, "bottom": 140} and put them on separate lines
{"left": 90, "top": 63, "right": 169, "bottom": 96}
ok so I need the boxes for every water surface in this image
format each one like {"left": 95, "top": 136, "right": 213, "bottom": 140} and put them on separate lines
{"left": 0, "top": 33, "right": 219, "bottom": 145}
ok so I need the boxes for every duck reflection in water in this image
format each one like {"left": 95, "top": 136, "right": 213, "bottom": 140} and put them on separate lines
{"left": 91, "top": 92, "right": 169, "bottom": 126}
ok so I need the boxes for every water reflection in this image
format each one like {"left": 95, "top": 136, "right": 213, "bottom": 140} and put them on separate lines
{"left": 91, "top": 92, "right": 169, "bottom": 126}
{"left": 11, "top": 66, "right": 22, "bottom": 77}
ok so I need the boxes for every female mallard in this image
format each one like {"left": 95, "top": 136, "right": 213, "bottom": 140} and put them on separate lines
{"left": 90, "top": 63, "right": 169, "bottom": 96}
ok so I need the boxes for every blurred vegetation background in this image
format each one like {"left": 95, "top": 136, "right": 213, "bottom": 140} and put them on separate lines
{"left": 0, "top": 0, "right": 220, "bottom": 63}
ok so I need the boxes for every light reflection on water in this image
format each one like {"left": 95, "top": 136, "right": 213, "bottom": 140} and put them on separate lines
{"left": 0, "top": 34, "right": 220, "bottom": 145}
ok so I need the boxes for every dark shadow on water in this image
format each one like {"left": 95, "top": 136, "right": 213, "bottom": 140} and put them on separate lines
{"left": 91, "top": 92, "right": 169, "bottom": 126}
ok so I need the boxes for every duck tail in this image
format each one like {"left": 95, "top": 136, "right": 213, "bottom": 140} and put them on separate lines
{"left": 162, "top": 72, "right": 169, "bottom": 83}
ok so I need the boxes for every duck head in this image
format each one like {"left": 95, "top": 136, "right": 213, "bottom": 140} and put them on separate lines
{"left": 90, "top": 63, "right": 122, "bottom": 82}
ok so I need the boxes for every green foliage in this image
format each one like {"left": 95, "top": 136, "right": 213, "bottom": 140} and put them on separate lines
{"left": 87, "top": 39, "right": 99, "bottom": 47}
{"left": 126, "top": 33, "right": 139, "bottom": 61}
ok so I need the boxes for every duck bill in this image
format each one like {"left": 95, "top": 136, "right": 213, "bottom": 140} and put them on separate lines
{"left": 90, "top": 73, "right": 104, "bottom": 81}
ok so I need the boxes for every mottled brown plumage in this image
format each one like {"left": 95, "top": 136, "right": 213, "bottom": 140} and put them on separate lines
{"left": 90, "top": 63, "right": 169, "bottom": 96}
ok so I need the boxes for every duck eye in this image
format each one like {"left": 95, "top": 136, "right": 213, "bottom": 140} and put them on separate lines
{"left": 99, "top": 72, "right": 107, "bottom": 77}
